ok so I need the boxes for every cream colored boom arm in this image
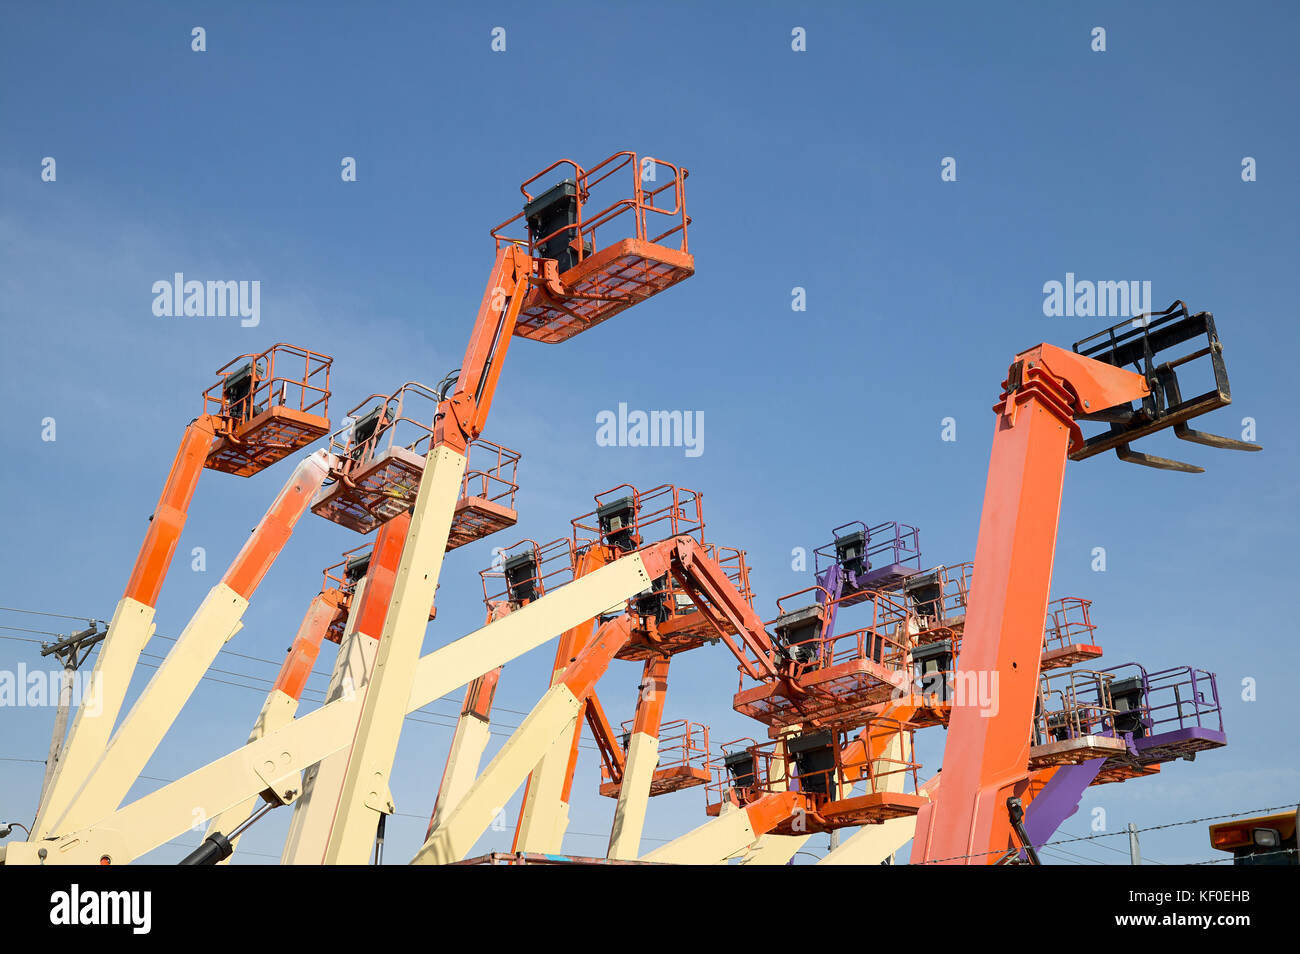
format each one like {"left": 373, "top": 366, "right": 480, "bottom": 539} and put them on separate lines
{"left": 606, "top": 656, "right": 671, "bottom": 860}
{"left": 31, "top": 598, "right": 156, "bottom": 838}
{"left": 606, "top": 731, "right": 659, "bottom": 860}
{"left": 512, "top": 715, "right": 581, "bottom": 852}
{"left": 204, "top": 591, "right": 341, "bottom": 862}
{"left": 412, "top": 615, "right": 633, "bottom": 865}
{"left": 427, "top": 604, "right": 510, "bottom": 835}
{"left": 415, "top": 687, "right": 584, "bottom": 864}
{"left": 640, "top": 792, "right": 801, "bottom": 865}
{"left": 281, "top": 580, "right": 375, "bottom": 864}
{"left": 427, "top": 691, "right": 496, "bottom": 833}
{"left": 4, "top": 549, "right": 657, "bottom": 865}
{"left": 46, "top": 453, "right": 329, "bottom": 836}
{"left": 819, "top": 772, "right": 939, "bottom": 865}
{"left": 203, "top": 689, "right": 297, "bottom": 862}
{"left": 733, "top": 729, "right": 808, "bottom": 865}
{"left": 318, "top": 445, "right": 465, "bottom": 864}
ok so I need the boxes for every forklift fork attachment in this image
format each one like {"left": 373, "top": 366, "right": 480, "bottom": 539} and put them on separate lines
{"left": 1070, "top": 301, "right": 1261, "bottom": 472}
{"left": 1160, "top": 366, "right": 1262, "bottom": 452}
{"left": 1173, "top": 422, "right": 1259, "bottom": 452}
{"left": 1115, "top": 444, "right": 1204, "bottom": 474}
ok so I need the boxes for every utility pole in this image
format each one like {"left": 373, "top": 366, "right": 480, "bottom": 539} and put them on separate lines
{"left": 36, "top": 623, "right": 105, "bottom": 809}
{"left": 1127, "top": 822, "right": 1141, "bottom": 865}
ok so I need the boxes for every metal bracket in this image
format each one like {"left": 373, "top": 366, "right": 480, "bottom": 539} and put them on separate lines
{"left": 363, "top": 778, "right": 396, "bottom": 815}
{"left": 1006, "top": 796, "right": 1040, "bottom": 865}
{"left": 1071, "top": 302, "right": 1262, "bottom": 472}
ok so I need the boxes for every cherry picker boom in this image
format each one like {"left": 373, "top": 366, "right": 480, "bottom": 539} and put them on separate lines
{"left": 912, "top": 302, "right": 1259, "bottom": 865}
{"left": 31, "top": 345, "right": 332, "bottom": 841}
{"left": 414, "top": 533, "right": 777, "bottom": 864}
{"left": 7, "top": 150, "right": 695, "bottom": 866}
{"left": 9, "top": 152, "right": 1255, "bottom": 870}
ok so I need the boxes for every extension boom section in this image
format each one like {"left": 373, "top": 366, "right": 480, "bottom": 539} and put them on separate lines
{"left": 47, "top": 452, "right": 331, "bottom": 837}
{"left": 5, "top": 544, "right": 666, "bottom": 865}
{"left": 916, "top": 309, "right": 1257, "bottom": 865}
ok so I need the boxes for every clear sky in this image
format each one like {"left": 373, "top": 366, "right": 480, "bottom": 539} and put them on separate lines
{"left": 1, "top": 1, "right": 1296, "bottom": 865}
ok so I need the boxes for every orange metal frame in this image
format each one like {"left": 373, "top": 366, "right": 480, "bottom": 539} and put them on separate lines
{"left": 480, "top": 537, "right": 576, "bottom": 608}
{"left": 270, "top": 591, "right": 344, "bottom": 702}
{"left": 901, "top": 590, "right": 1103, "bottom": 729}
{"left": 320, "top": 525, "right": 434, "bottom": 645}
{"left": 433, "top": 243, "right": 533, "bottom": 453}
{"left": 572, "top": 484, "right": 761, "bottom": 662}
{"left": 733, "top": 586, "right": 914, "bottom": 729}
{"left": 912, "top": 344, "right": 1150, "bottom": 865}
{"left": 202, "top": 343, "right": 332, "bottom": 477}
{"left": 571, "top": 483, "right": 705, "bottom": 552}
{"left": 1039, "top": 597, "right": 1103, "bottom": 670}
{"left": 1030, "top": 668, "right": 1127, "bottom": 769}
{"left": 642, "top": 544, "right": 754, "bottom": 654}
{"left": 907, "top": 562, "right": 974, "bottom": 645}
{"left": 125, "top": 344, "right": 334, "bottom": 607}
{"left": 425, "top": 601, "right": 512, "bottom": 840}
{"left": 122, "top": 415, "right": 219, "bottom": 607}
{"left": 222, "top": 454, "right": 330, "bottom": 600}
{"left": 604, "top": 653, "right": 671, "bottom": 791}
{"left": 312, "top": 382, "right": 520, "bottom": 545}
{"left": 492, "top": 152, "right": 693, "bottom": 343}
{"left": 707, "top": 718, "right": 926, "bottom": 832}
{"left": 598, "top": 719, "right": 711, "bottom": 799}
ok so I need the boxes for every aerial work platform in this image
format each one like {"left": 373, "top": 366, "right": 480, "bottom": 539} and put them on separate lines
{"left": 625, "top": 544, "right": 754, "bottom": 659}
{"left": 733, "top": 588, "right": 914, "bottom": 729}
{"left": 201, "top": 345, "right": 332, "bottom": 475}
{"left": 569, "top": 484, "right": 757, "bottom": 661}
{"left": 903, "top": 562, "right": 973, "bottom": 643}
{"left": 1030, "top": 669, "right": 1130, "bottom": 769}
{"left": 481, "top": 537, "right": 576, "bottom": 609}
{"left": 815, "top": 520, "right": 922, "bottom": 604}
{"left": 1039, "top": 597, "right": 1103, "bottom": 670}
{"left": 203, "top": 343, "right": 333, "bottom": 476}
{"left": 492, "top": 153, "right": 693, "bottom": 342}
{"left": 1091, "top": 664, "right": 1227, "bottom": 783}
{"left": 311, "top": 381, "right": 520, "bottom": 547}
{"left": 708, "top": 720, "right": 927, "bottom": 833}
{"left": 598, "top": 720, "right": 711, "bottom": 798}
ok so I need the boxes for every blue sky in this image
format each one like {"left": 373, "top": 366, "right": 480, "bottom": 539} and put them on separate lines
{"left": 1, "top": 1, "right": 1296, "bottom": 865}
